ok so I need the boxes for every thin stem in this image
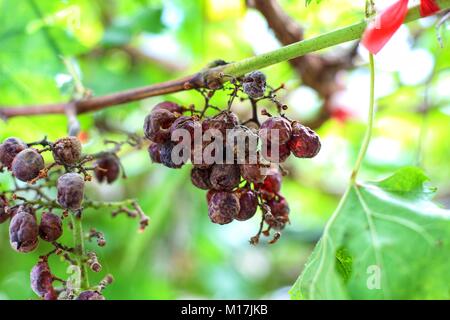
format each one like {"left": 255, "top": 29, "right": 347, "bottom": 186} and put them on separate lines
{"left": 64, "top": 102, "right": 80, "bottom": 136}
{"left": 70, "top": 213, "right": 90, "bottom": 289}
{"left": 1, "top": 1, "right": 448, "bottom": 119}
{"left": 218, "top": 1, "right": 444, "bottom": 78}
{"left": 84, "top": 198, "right": 136, "bottom": 209}
{"left": 351, "top": 53, "right": 375, "bottom": 183}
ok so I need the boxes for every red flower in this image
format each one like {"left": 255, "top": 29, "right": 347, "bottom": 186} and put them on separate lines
{"left": 362, "top": 0, "right": 409, "bottom": 55}
{"left": 420, "top": 0, "right": 440, "bottom": 16}
{"left": 362, "top": 0, "right": 441, "bottom": 54}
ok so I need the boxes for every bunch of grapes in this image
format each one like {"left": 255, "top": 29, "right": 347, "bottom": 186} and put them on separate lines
{"left": 143, "top": 71, "right": 321, "bottom": 244}
{"left": 0, "top": 70, "right": 320, "bottom": 299}
{"left": 0, "top": 134, "right": 147, "bottom": 300}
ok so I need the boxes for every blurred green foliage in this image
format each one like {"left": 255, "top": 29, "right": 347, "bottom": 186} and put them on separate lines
{"left": 0, "top": 0, "right": 449, "bottom": 299}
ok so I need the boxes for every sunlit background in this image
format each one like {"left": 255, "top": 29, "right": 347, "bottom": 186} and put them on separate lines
{"left": 0, "top": 0, "right": 449, "bottom": 299}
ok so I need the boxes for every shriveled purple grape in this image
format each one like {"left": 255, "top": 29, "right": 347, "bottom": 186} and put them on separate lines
{"left": 235, "top": 189, "right": 258, "bottom": 221}
{"left": 206, "top": 189, "right": 217, "bottom": 203}
{"left": 0, "top": 137, "right": 27, "bottom": 169}
{"left": 143, "top": 109, "right": 177, "bottom": 143}
{"left": 258, "top": 168, "right": 282, "bottom": 194}
{"left": 265, "top": 197, "right": 290, "bottom": 230}
{"left": 209, "top": 164, "right": 241, "bottom": 191}
{"left": 240, "top": 163, "right": 267, "bottom": 184}
{"left": 208, "top": 191, "right": 240, "bottom": 225}
{"left": 159, "top": 141, "right": 184, "bottom": 169}
{"left": 9, "top": 207, "right": 39, "bottom": 253}
{"left": 191, "top": 139, "right": 213, "bottom": 169}
{"left": 77, "top": 290, "right": 105, "bottom": 300}
{"left": 153, "top": 101, "right": 182, "bottom": 114}
{"left": 170, "top": 115, "right": 200, "bottom": 143}
{"left": 191, "top": 167, "right": 212, "bottom": 190}
{"left": 94, "top": 154, "right": 121, "bottom": 184}
{"left": 202, "top": 111, "right": 239, "bottom": 137}
{"left": 259, "top": 117, "right": 292, "bottom": 145}
{"left": 148, "top": 143, "right": 162, "bottom": 164}
{"left": 52, "top": 136, "right": 82, "bottom": 165}
{"left": 242, "top": 71, "right": 266, "bottom": 98}
{"left": 17, "top": 205, "right": 35, "bottom": 216}
{"left": 262, "top": 142, "right": 291, "bottom": 163}
{"left": 39, "top": 212, "right": 63, "bottom": 242}
{"left": 30, "top": 258, "right": 56, "bottom": 299}
{"left": 288, "top": 122, "right": 321, "bottom": 158}
{"left": 226, "top": 127, "right": 259, "bottom": 163}
{"left": 57, "top": 173, "right": 84, "bottom": 210}
{"left": 11, "top": 148, "right": 44, "bottom": 182}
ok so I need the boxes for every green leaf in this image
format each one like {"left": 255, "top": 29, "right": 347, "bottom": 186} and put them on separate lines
{"left": 335, "top": 247, "right": 352, "bottom": 284}
{"left": 291, "top": 167, "right": 450, "bottom": 299}
{"left": 375, "top": 166, "right": 437, "bottom": 200}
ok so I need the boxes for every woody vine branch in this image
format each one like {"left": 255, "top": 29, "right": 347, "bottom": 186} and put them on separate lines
{"left": 0, "top": 0, "right": 449, "bottom": 120}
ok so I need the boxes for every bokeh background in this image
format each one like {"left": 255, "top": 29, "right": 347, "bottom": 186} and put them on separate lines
{"left": 0, "top": 0, "right": 449, "bottom": 299}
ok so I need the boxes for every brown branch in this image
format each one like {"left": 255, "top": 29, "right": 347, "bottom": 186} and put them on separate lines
{"left": 0, "top": 1, "right": 353, "bottom": 122}
{"left": 2, "top": 1, "right": 437, "bottom": 121}
{"left": 0, "top": 74, "right": 204, "bottom": 119}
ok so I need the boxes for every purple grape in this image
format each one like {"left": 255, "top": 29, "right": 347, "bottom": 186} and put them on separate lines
{"left": 30, "top": 258, "right": 56, "bottom": 299}
{"left": 288, "top": 122, "right": 321, "bottom": 158}
{"left": 265, "top": 197, "right": 290, "bottom": 230}
{"left": 153, "top": 101, "right": 182, "bottom": 114}
{"left": 39, "top": 212, "right": 63, "bottom": 242}
{"left": 11, "top": 149, "right": 45, "bottom": 182}
{"left": 235, "top": 189, "right": 258, "bottom": 221}
{"left": 52, "top": 136, "right": 82, "bottom": 165}
{"left": 259, "top": 117, "right": 292, "bottom": 145}
{"left": 191, "top": 167, "right": 212, "bottom": 190}
{"left": 143, "top": 109, "right": 177, "bottom": 143}
{"left": 209, "top": 164, "right": 241, "bottom": 191}
{"left": 148, "top": 143, "right": 162, "bottom": 163}
{"left": 240, "top": 163, "right": 267, "bottom": 184}
{"left": 9, "top": 206, "right": 39, "bottom": 253}
{"left": 94, "top": 154, "right": 121, "bottom": 184}
{"left": 242, "top": 71, "right": 266, "bottom": 99}
{"left": 57, "top": 173, "right": 85, "bottom": 210}
{"left": 0, "top": 137, "right": 27, "bottom": 169}
{"left": 208, "top": 191, "right": 240, "bottom": 225}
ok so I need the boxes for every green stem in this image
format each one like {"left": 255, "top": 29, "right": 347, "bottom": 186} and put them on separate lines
{"left": 84, "top": 198, "right": 136, "bottom": 210}
{"left": 70, "top": 213, "right": 90, "bottom": 289}
{"left": 2, "top": 1, "right": 449, "bottom": 118}
{"left": 216, "top": 0, "right": 450, "bottom": 78}
{"left": 351, "top": 53, "right": 375, "bottom": 182}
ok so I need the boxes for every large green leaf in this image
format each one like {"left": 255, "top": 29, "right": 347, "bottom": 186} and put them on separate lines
{"left": 291, "top": 167, "right": 450, "bottom": 299}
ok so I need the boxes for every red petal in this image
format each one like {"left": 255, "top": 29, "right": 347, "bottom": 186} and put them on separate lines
{"left": 362, "top": 0, "right": 409, "bottom": 54}
{"left": 420, "top": 0, "right": 440, "bottom": 17}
